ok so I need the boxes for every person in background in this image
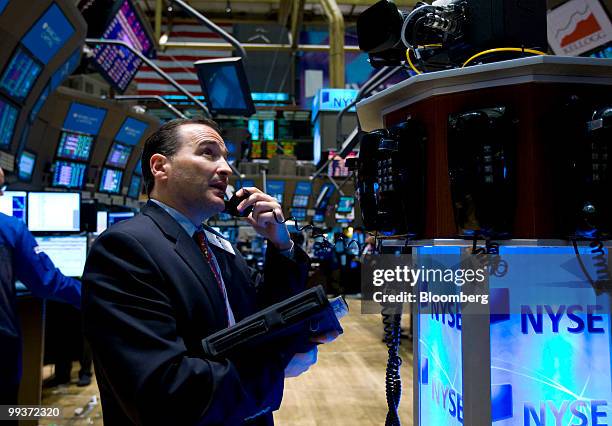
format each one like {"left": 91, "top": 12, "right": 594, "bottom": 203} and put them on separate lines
{"left": 0, "top": 166, "right": 81, "bottom": 406}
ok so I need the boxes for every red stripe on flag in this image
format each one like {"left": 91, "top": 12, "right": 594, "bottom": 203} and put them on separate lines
{"left": 135, "top": 78, "right": 200, "bottom": 85}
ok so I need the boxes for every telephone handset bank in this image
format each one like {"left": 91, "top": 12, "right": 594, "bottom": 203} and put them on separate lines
{"left": 354, "top": 118, "right": 427, "bottom": 237}
{"left": 224, "top": 190, "right": 254, "bottom": 217}
{"left": 447, "top": 106, "right": 516, "bottom": 239}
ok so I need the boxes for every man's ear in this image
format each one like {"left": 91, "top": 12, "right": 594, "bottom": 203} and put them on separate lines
{"left": 150, "top": 154, "right": 170, "bottom": 183}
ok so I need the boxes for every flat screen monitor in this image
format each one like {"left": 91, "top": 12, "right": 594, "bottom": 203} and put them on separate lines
{"left": 22, "top": 3, "right": 75, "bottom": 64}
{"left": 315, "top": 183, "right": 335, "bottom": 210}
{"left": 0, "top": 47, "right": 42, "bottom": 102}
{"left": 51, "top": 161, "right": 87, "bottom": 189}
{"left": 313, "top": 211, "right": 325, "bottom": 223}
{"left": 29, "top": 83, "right": 49, "bottom": 122}
{"left": 51, "top": 47, "right": 81, "bottom": 91}
{"left": 63, "top": 102, "right": 107, "bottom": 135}
{"left": 96, "top": 211, "right": 108, "bottom": 234}
{"left": 34, "top": 236, "right": 87, "bottom": 277}
{"left": 92, "top": 0, "right": 154, "bottom": 92}
{"left": 27, "top": 192, "right": 80, "bottom": 232}
{"left": 133, "top": 158, "right": 142, "bottom": 176}
{"left": 292, "top": 194, "right": 309, "bottom": 208}
{"left": 108, "top": 211, "right": 134, "bottom": 227}
{"left": 263, "top": 120, "right": 274, "bottom": 141}
{"left": 0, "top": 191, "right": 27, "bottom": 223}
{"left": 17, "top": 151, "right": 36, "bottom": 181}
{"left": 248, "top": 119, "right": 259, "bottom": 140}
{"left": 114, "top": 117, "right": 148, "bottom": 146}
{"left": 336, "top": 196, "right": 354, "bottom": 213}
{"left": 290, "top": 208, "right": 307, "bottom": 221}
{"left": 0, "top": 97, "right": 18, "bottom": 149}
{"left": 56, "top": 131, "right": 94, "bottom": 161}
{"left": 99, "top": 168, "right": 123, "bottom": 194}
{"left": 195, "top": 57, "right": 256, "bottom": 117}
{"left": 127, "top": 174, "right": 142, "bottom": 199}
{"left": 266, "top": 180, "right": 285, "bottom": 204}
{"left": 106, "top": 142, "right": 132, "bottom": 168}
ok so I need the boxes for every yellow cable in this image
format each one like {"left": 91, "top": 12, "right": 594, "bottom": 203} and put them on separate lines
{"left": 462, "top": 47, "right": 547, "bottom": 68}
{"left": 406, "top": 48, "right": 422, "bottom": 74}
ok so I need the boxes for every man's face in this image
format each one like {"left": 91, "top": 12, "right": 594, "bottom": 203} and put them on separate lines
{"left": 166, "top": 124, "right": 232, "bottom": 217}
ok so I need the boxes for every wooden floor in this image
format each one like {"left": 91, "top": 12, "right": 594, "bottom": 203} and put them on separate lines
{"left": 41, "top": 298, "right": 414, "bottom": 425}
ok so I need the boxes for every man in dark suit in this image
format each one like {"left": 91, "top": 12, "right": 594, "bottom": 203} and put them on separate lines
{"left": 82, "top": 118, "right": 320, "bottom": 425}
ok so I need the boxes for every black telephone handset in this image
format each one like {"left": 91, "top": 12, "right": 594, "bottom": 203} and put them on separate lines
{"left": 223, "top": 190, "right": 254, "bottom": 217}
{"left": 447, "top": 106, "right": 516, "bottom": 239}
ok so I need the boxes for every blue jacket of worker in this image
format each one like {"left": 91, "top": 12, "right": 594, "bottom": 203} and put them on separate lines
{"left": 0, "top": 212, "right": 81, "bottom": 390}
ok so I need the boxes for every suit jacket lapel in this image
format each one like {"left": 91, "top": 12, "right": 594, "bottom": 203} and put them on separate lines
{"left": 141, "top": 202, "right": 228, "bottom": 326}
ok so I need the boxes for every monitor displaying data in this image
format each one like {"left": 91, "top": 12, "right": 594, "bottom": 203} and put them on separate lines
{"left": 266, "top": 180, "right": 285, "bottom": 204}
{"left": 17, "top": 151, "right": 36, "bottom": 181}
{"left": 248, "top": 119, "right": 259, "bottom": 140}
{"left": 51, "top": 161, "right": 87, "bottom": 189}
{"left": 28, "top": 192, "right": 80, "bottom": 232}
{"left": 106, "top": 142, "right": 132, "bottom": 168}
{"left": 292, "top": 182, "right": 312, "bottom": 207}
{"left": 114, "top": 117, "right": 148, "bottom": 146}
{"left": 99, "top": 168, "right": 123, "bottom": 193}
{"left": 290, "top": 208, "right": 307, "bottom": 221}
{"left": 263, "top": 120, "right": 274, "bottom": 141}
{"left": 127, "top": 174, "right": 142, "bottom": 199}
{"left": 22, "top": 3, "right": 75, "bottom": 64}
{"left": 315, "top": 183, "right": 335, "bottom": 209}
{"left": 108, "top": 211, "right": 134, "bottom": 227}
{"left": 336, "top": 196, "right": 354, "bottom": 213}
{"left": 0, "top": 97, "right": 18, "bottom": 149}
{"left": 96, "top": 211, "right": 108, "bottom": 234}
{"left": 56, "top": 131, "right": 94, "bottom": 161}
{"left": 51, "top": 47, "right": 81, "bottom": 90}
{"left": 34, "top": 236, "right": 87, "bottom": 277}
{"left": 92, "top": 0, "right": 154, "bottom": 92}
{"left": 0, "top": 191, "right": 27, "bottom": 223}
{"left": 63, "top": 102, "right": 107, "bottom": 135}
{"left": 195, "top": 57, "right": 255, "bottom": 116}
{"left": 0, "top": 47, "right": 42, "bottom": 102}
{"left": 29, "top": 83, "right": 49, "bottom": 122}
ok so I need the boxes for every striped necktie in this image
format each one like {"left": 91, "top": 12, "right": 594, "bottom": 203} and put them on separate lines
{"left": 194, "top": 229, "right": 229, "bottom": 325}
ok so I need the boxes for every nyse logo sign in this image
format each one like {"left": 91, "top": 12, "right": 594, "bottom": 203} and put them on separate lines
{"left": 547, "top": 0, "right": 612, "bottom": 56}
{"left": 520, "top": 305, "right": 605, "bottom": 334}
{"left": 524, "top": 400, "right": 608, "bottom": 425}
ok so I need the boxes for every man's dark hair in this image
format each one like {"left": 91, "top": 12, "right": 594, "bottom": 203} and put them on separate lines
{"left": 141, "top": 117, "right": 220, "bottom": 195}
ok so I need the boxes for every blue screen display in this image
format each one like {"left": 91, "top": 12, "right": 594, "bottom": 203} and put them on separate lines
{"left": 0, "top": 47, "right": 42, "bottom": 102}
{"left": 248, "top": 119, "right": 259, "bottom": 140}
{"left": 29, "top": 83, "right": 49, "bottom": 122}
{"left": 52, "top": 160, "right": 87, "bottom": 188}
{"left": 133, "top": 158, "right": 142, "bottom": 176}
{"left": 263, "top": 120, "right": 274, "bottom": 141}
{"left": 18, "top": 151, "right": 36, "bottom": 180}
{"left": 114, "top": 117, "right": 148, "bottom": 146}
{"left": 266, "top": 180, "right": 285, "bottom": 204}
{"left": 127, "top": 174, "right": 142, "bottom": 198}
{"left": 51, "top": 47, "right": 81, "bottom": 90}
{"left": 0, "top": 0, "right": 9, "bottom": 15}
{"left": 99, "top": 168, "right": 123, "bottom": 193}
{"left": 204, "top": 63, "right": 247, "bottom": 111}
{"left": 22, "top": 4, "right": 75, "bottom": 64}
{"left": 63, "top": 102, "right": 107, "bottom": 135}
{"left": 106, "top": 142, "right": 132, "bottom": 168}
{"left": 295, "top": 181, "right": 312, "bottom": 195}
{"left": 0, "top": 98, "right": 18, "bottom": 149}
{"left": 56, "top": 131, "right": 94, "bottom": 161}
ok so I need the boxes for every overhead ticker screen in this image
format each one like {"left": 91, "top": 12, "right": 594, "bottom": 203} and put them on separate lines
{"left": 92, "top": 0, "right": 154, "bottom": 92}
{"left": 63, "top": 102, "right": 107, "bottom": 135}
{"left": 56, "top": 131, "right": 94, "bottom": 161}
{"left": 0, "top": 47, "right": 42, "bottom": 102}
{"left": 106, "top": 142, "right": 132, "bottom": 168}
{"left": 51, "top": 47, "right": 81, "bottom": 90}
{"left": 27, "top": 192, "right": 80, "bottom": 232}
{"left": 0, "top": 98, "right": 18, "bottom": 149}
{"left": 22, "top": 3, "right": 75, "bottom": 64}
{"left": 114, "top": 117, "right": 148, "bottom": 146}
{"left": 18, "top": 151, "right": 36, "bottom": 181}
{"left": 29, "top": 84, "right": 49, "bottom": 122}
{"left": 99, "top": 168, "right": 123, "bottom": 194}
{"left": 51, "top": 161, "right": 87, "bottom": 189}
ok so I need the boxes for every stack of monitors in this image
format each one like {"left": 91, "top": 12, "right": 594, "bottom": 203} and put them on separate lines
{"left": 101, "top": 117, "right": 148, "bottom": 195}
{"left": 0, "top": 4, "right": 75, "bottom": 151}
{"left": 92, "top": 0, "right": 154, "bottom": 93}
{"left": 17, "top": 150, "right": 36, "bottom": 181}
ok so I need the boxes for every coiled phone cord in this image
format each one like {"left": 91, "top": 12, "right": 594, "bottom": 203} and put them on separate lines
{"left": 382, "top": 311, "right": 403, "bottom": 426}
{"left": 572, "top": 238, "right": 611, "bottom": 294}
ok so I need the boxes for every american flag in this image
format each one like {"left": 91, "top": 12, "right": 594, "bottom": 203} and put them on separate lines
{"left": 135, "top": 24, "right": 232, "bottom": 96}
